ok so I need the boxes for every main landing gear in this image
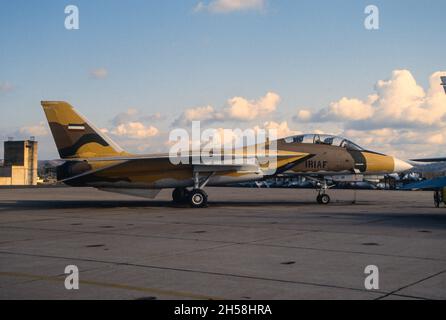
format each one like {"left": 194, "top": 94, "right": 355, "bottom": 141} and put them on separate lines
{"left": 316, "top": 180, "right": 331, "bottom": 205}
{"left": 172, "top": 171, "right": 214, "bottom": 208}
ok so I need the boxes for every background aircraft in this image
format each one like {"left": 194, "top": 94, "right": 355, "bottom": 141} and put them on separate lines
{"left": 403, "top": 176, "right": 446, "bottom": 207}
{"left": 404, "top": 162, "right": 446, "bottom": 208}
{"left": 41, "top": 101, "right": 413, "bottom": 207}
{"left": 401, "top": 77, "right": 446, "bottom": 207}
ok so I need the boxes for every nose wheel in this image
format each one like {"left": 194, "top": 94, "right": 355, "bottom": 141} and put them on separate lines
{"left": 316, "top": 180, "right": 332, "bottom": 205}
{"left": 317, "top": 194, "right": 330, "bottom": 205}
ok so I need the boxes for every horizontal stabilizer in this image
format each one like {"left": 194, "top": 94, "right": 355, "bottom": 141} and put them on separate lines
{"left": 410, "top": 157, "right": 446, "bottom": 163}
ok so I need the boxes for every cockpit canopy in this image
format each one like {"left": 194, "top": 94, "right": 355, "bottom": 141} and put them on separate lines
{"left": 284, "top": 134, "right": 364, "bottom": 151}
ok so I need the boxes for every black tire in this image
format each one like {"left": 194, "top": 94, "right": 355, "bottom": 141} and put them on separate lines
{"left": 172, "top": 188, "right": 187, "bottom": 203}
{"left": 189, "top": 189, "right": 208, "bottom": 208}
{"left": 316, "top": 195, "right": 322, "bottom": 204}
{"left": 320, "top": 194, "right": 330, "bottom": 205}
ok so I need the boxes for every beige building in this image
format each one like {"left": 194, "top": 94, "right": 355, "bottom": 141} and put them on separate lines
{"left": 0, "top": 140, "right": 38, "bottom": 185}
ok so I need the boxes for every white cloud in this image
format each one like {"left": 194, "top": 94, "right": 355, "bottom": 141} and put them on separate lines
{"left": 325, "top": 97, "right": 375, "bottom": 121}
{"left": 111, "top": 122, "right": 159, "bottom": 139}
{"left": 367, "top": 70, "right": 444, "bottom": 128}
{"left": 341, "top": 128, "right": 446, "bottom": 159}
{"left": 226, "top": 92, "right": 280, "bottom": 121}
{"left": 427, "top": 133, "right": 445, "bottom": 145}
{"left": 111, "top": 108, "right": 138, "bottom": 125}
{"left": 0, "top": 82, "right": 14, "bottom": 93}
{"left": 296, "top": 70, "right": 446, "bottom": 129}
{"left": 109, "top": 108, "right": 163, "bottom": 139}
{"left": 103, "top": 108, "right": 164, "bottom": 144}
{"left": 111, "top": 108, "right": 164, "bottom": 126}
{"left": 296, "top": 110, "right": 312, "bottom": 122}
{"left": 19, "top": 122, "right": 49, "bottom": 137}
{"left": 254, "top": 121, "right": 300, "bottom": 139}
{"left": 90, "top": 68, "right": 108, "bottom": 79}
{"left": 174, "top": 91, "right": 280, "bottom": 126}
{"left": 295, "top": 97, "right": 374, "bottom": 122}
{"left": 194, "top": 0, "right": 265, "bottom": 13}
{"left": 179, "top": 105, "right": 223, "bottom": 124}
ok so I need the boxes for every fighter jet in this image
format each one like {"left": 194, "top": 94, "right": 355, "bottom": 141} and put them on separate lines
{"left": 41, "top": 101, "right": 310, "bottom": 208}
{"left": 41, "top": 101, "right": 412, "bottom": 207}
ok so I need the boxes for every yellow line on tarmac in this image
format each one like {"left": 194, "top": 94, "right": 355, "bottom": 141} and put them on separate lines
{"left": 0, "top": 271, "right": 223, "bottom": 300}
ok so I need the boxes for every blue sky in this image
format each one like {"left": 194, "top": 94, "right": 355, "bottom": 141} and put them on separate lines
{"left": 1, "top": 0, "right": 445, "bottom": 159}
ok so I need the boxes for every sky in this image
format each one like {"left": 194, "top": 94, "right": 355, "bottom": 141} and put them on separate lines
{"left": 0, "top": 0, "right": 445, "bottom": 159}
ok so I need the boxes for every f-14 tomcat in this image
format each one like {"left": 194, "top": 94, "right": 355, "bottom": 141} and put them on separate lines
{"left": 41, "top": 101, "right": 412, "bottom": 207}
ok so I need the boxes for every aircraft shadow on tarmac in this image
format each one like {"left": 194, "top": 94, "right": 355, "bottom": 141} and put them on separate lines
{"left": 2, "top": 200, "right": 446, "bottom": 230}
{"left": 1, "top": 199, "right": 338, "bottom": 209}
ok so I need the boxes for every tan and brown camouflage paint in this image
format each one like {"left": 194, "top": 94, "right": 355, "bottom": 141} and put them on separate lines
{"left": 42, "top": 101, "right": 129, "bottom": 159}
{"left": 42, "top": 101, "right": 396, "bottom": 189}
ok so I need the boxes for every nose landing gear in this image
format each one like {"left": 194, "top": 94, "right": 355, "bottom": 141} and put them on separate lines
{"left": 317, "top": 193, "right": 331, "bottom": 204}
{"left": 316, "top": 180, "right": 332, "bottom": 205}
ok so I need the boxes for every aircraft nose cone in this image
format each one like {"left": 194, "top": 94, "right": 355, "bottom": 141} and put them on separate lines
{"left": 393, "top": 158, "right": 413, "bottom": 173}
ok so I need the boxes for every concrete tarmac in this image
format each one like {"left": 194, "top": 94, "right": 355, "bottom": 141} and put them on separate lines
{"left": 0, "top": 187, "right": 445, "bottom": 300}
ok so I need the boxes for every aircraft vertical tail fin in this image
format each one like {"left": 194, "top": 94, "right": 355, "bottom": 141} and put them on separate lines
{"left": 41, "top": 101, "right": 127, "bottom": 159}
{"left": 441, "top": 76, "right": 446, "bottom": 94}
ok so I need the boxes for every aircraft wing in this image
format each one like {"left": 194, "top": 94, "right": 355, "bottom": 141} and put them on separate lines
{"left": 72, "top": 152, "right": 308, "bottom": 163}
{"left": 402, "top": 176, "right": 446, "bottom": 190}
{"left": 60, "top": 159, "right": 255, "bottom": 183}
{"left": 72, "top": 153, "right": 173, "bottom": 162}
{"left": 60, "top": 152, "right": 310, "bottom": 184}
{"left": 410, "top": 157, "right": 446, "bottom": 163}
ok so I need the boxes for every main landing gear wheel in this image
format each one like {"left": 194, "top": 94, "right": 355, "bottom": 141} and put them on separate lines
{"left": 189, "top": 189, "right": 208, "bottom": 208}
{"left": 172, "top": 187, "right": 188, "bottom": 203}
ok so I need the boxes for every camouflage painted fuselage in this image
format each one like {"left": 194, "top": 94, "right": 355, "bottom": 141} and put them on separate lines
{"left": 41, "top": 101, "right": 407, "bottom": 192}
{"left": 275, "top": 139, "right": 396, "bottom": 175}
{"left": 57, "top": 139, "right": 398, "bottom": 190}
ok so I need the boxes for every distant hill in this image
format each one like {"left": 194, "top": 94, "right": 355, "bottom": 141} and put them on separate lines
{"left": 38, "top": 160, "right": 64, "bottom": 170}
